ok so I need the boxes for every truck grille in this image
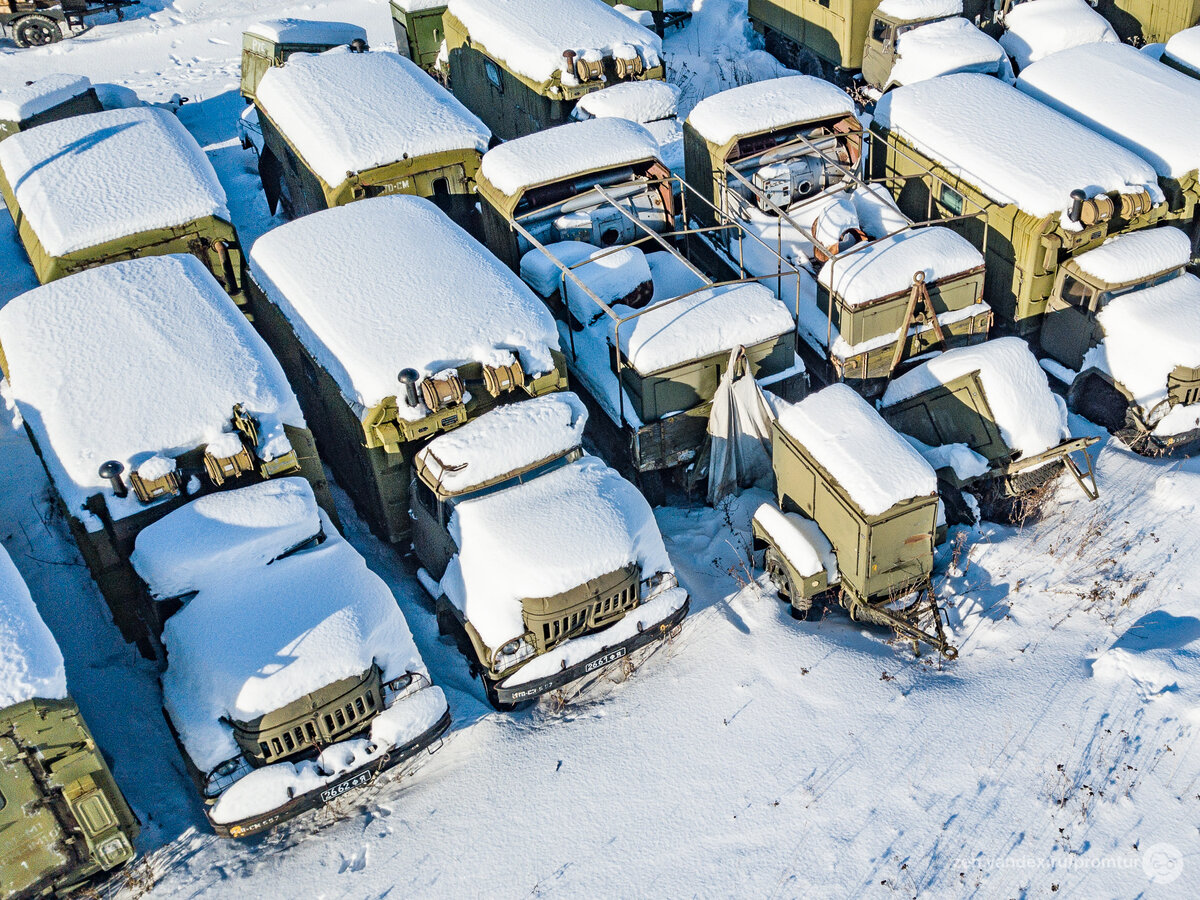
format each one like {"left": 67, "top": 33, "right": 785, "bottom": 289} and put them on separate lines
{"left": 523, "top": 564, "right": 641, "bottom": 654}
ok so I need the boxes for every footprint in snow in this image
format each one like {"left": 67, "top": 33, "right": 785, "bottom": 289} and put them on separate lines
{"left": 338, "top": 846, "right": 369, "bottom": 874}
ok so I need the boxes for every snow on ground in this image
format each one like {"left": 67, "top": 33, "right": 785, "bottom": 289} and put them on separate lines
{"left": 1, "top": 1, "right": 1198, "bottom": 897}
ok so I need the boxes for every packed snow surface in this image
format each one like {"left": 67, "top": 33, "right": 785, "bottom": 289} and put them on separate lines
{"left": 162, "top": 523, "right": 429, "bottom": 772}
{"left": 872, "top": 74, "right": 1161, "bottom": 219}
{"left": 255, "top": 49, "right": 489, "bottom": 187}
{"left": 751, "top": 503, "right": 837, "bottom": 580}
{"left": 890, "top": 18, "right": 1012, "bottom": 88}
{"left": 440, "top": 455, "right": 672, "bottom": 650}
{"left": 574, "top": 79, "right": 679, "bottom": 122}
{"left": 479, "top": 117, "right": 660, "bottom": 196}
{"left": 1164, "top": 25, "right": 1200, "bottom": 75}
{"left": 130, "top": 479, "right": 322, "bottom": 601}
{"left": 244, "top": 18, "right": 367, "bottom": 45}
{"left": 0, "top": 255, "right": 303, "bottom": 529}
{"left": 0, "top": 74, "right": 91, "bottom": 122}
{"left": 0, "top": 107, "right": 229, "bottom": 257}
{"left": 248, "top": 195, "right": 559, "bottom": 419}
{"left": 818, "top": 226, "right": 983, "bottom": 306}
{"left": 416, "top": 393, "right": 588, "bottom": 495}
{"left": 1017, "top": 42, "right": 1200, "bottom": 180}
{"left": 1000, "top": 0, "right": 1118, "bottom": 71}
{"left": 1071, "top": 228, "right": 1192, "bottom": 285}
{"left": 445, "top": 0, "right": 662, "bottom": 83}
{"left": 687, "top": 75, "right": 854, "bottom": 146}
{"left": 1087, "top": 273, "right": 1200, "bottom": 416}
{"left": 875, "top": 0, "right": 960, "bottom": 17}
{"left": 615, "top": 282, "right": 794, "bottom": 374}
{"left": 0, "top": 545, "right": 66, "bottom": 708}
{"left": 777, "top": 384, "right": 937, "bottom": 515}
{"left": 883, "top": 337, "right": 1069, "bottom": 458}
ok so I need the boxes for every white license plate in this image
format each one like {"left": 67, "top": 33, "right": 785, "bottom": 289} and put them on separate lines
{"left": 584, "top": 647, "right": 627, "bottom": 673}
{"left": 320, "top": 770, "right": 373, "bottom": 803}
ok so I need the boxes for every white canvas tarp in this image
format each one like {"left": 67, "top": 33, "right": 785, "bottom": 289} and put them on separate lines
{"left": 706, "top": 347, "right": 776, "bottom": 505}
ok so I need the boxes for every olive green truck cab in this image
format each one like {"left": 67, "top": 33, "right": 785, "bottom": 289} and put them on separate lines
{"left": 476, "top": 116, "right": 802, "bottom": 499}
{"left": 412, "top": 392, "right": 689, "bottom": 709}
{"left": 252, "top": 47, "right": 490, "bottom": 226}
{"left": 870, "top": 73, "right": 1166, "bottom": 336}
{"left": 1, "top": 546, "right": 138, "bottom": 899}
{"left": 0, "top": 73, "right": 101, "bottom": 141}
{"left": 238, "top": 18, "right": 367, "bottom": 101}
{"left": 751, "top": 384, "right": 957, "bottom": 656}
{"left": 390, "top": 0, "right": 448, "bottom": 72}
{"left": 0, "top": 106, "right": 248, "bottom": 306}
{"left": 0, "top": 254, "right": 334, "bottom": 659}
{"left": 599, "top": 0, "right": 692, "bottom": 34}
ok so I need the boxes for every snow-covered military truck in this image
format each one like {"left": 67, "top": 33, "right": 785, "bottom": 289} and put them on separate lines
{"left": 571, "top": 80, "right": 684, "bottom": 175}
{"left": 390, "top": 1, "right": 447, "bottom": 73}
{"left": 1016, "top": 42, "right": 1200, "bottom": 245}
{"left": 0, "top": 546, "right": 139, "bottom": 897}
{"left": 412, "top": 393, "right": 689, "bottom": 708}
{"left": 870, "top": 74, "right": 1166, "bottom": 336}
{"left": 600, "top": 0, "right": 692, "bottom": 34}
{"left": 0, "top": 0, "right": 135, "bottom": 48}
{"left": 998, "top": 0, "right": 1119, "bottom": 73}
{"left": 253, "top": 48, "right": 489, "bottom": 226}
{"left": 0, "top": 255, "right": 334, "bottom": 658}
{"left": 879, "top": 338, "right": 1099, "bottom": 521}
{"left": 0, "top": 107, "right": 247, "bottom": 306}
{"left": 0, "top": 73, "right": 101, "bottom": 141}
{"left": 439, "top": 0, "right": 666, "bottom": 141}
{"left": 475, "top": 117, "right": 801, "bottom": 500}
{"left": 1161, "top": 26, "right": 1200, "bottom": 79}
{"left": 247, "top": 195, "right": 566, "bottom": 544}
{"left": 130, "top": 478, "right": 450, "bottom": 838}
{"left": 684, "top": 76, "right": 992, "bottom": 395}
{"left": 239, "top": 18, "right": 367, "bottom": 101}
{"left": 751, "top": 384, "right": 956, "bottom": 656}
{"left": 1037, "top": 228, "right": 1200, "bottom": 452}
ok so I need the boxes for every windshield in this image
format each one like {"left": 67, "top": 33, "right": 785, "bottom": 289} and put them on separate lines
{"left": 447, "top": 448, "right": 584, "bottom": 510}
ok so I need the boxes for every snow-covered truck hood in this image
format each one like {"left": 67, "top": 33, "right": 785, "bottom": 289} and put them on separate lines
{"left": 1070, "top": 227, "right": 1192, "bottom": 286}
{"left": 686, "top": 75, "right": 854, "bottom": 147}
{"left": 1164, "top": 26, "right": 1200, "bottom": 76}
{"left": 439, "top": 455, "right": 673, "bottom": 652}
{"left": 890, "top": 18, "right": 1014, "bottom": 88}
{"left": 0, "top": 545, "right": 67, "bottom": 708}
{"left": 999, "top": 0, "right": 1118, "bottom": 72}
{"left": 0, "top": 73, "right": 92, "bottom": 122}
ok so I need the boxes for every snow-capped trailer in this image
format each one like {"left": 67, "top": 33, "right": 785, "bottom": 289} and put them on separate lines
{"left": 0, "top": 0, "right": 137, "bottom": 48}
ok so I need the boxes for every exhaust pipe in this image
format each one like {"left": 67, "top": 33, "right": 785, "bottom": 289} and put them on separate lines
{"left": 98, "top": 460, "right": 128, "bottom": 498}
{"left": 1068, "top": 189, "right": 1086, "bottom": 223}
{"left": 397, "top": 368, "right": 420, "bottom": 407}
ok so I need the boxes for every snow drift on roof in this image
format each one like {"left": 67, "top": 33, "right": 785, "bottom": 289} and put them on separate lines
{"left": 1164, "top": 26, "right": 1200, "bottom": 75}
{"left": 890, "top": 18, "right": 1012, "bottom": 88}
{"left": 575, "top": 80, "right": 679, "bottom": 123}
{"left": 778, "top": 384, "right": 937, "bottom": 516}
{"left": 616, "top": 282, "right": 795, "bottom": 374}
{"left": 1017, "top": 42, "right": 1200, "bottom": 181}
{"left": 1000, "top": 0, "right": 1118, "bottom": 71}
{"left": 446, "top": 0, "right": 661, "bottom": 84}
{"left": 0, "top": 74, "right": 91, "bottom": 122}
{"left": 0, "top": 107, "right": 229, "bottom": 257}
{"left": 480, "top": 117, "right": 661, "bottom": 195}
{"left": 244, "top": 18, "right": 367, "bottom": 45}
{"left": 439, "top": 455, "right": 672, "bottom": 651}
{"left": 818, "top": 226, "right": 983, "bottom": 306}
{"left": 882, "top": 336, "right": 1069, "bottom": 458}
{"left": 417, "top": 393, "right": 588, "bottom": 494}
{"left": 161, "top": 524, "right": 428, "bottom": 771}
{"left": 0, "top": 545, "right": 67, "bottom": 708}
{"left": 872, "top": 74, "right": 1161, "bottom": 219}
{"left": 875, "top": 0, "right": 961, "bottom": 18}
{"left": 131, "top": 479, "right": 322, "bottom": 601}
{"left": 0, "top": 255, "right": 303, "bottom": 528}
{"left": 1072, "top": 228, "right": 1192, "bottom": 285}
{"left": 686, "top": 76, "right": 855, "bottom": 147}
{"left": 1087, "top": 273, "right": 1200, "bottom": 414}
{"left": 249, "top": 195, "right": 559, "bottom": 418}
{"left": 256, "top": 49, "right": 489, "bottom": 187}
{"left": 393, "top": 0, "right": 447, "bottom": 11}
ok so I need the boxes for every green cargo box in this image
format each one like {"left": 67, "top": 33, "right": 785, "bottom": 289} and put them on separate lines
{"left": 1092, "top": 0, "right": 1200, "bottom": 43}
{"left": 239, "top": 19, "right": 368, "bottom": 101}
{"left": 0, "top": 80, "right": 101, "bottom": 141}
{"left": 390, "top": 1, "right": 448, "bottom": 73}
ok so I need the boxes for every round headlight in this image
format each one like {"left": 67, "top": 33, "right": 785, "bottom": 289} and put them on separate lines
{"left": 499, "top": 638, "right": 522, "bottom": 656}
{"left": 214, "top": 758, "right": 239, "bottom": 777}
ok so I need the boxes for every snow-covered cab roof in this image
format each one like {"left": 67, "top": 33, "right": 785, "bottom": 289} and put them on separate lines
{"left": 890, "top": 18, "right": 1012, "bottom": 88}
{"left": 1069, "top": 228, "right": 1192, "bottom": 286}
{"left": 875, "top": 0, "right": 961, "bottom": 19}
{"left": 776, "top": 383, "right": 937, "bottom": 516}
{"left": 999, "top": 0, "right": 1118, "bottom": 72}
{"left": 881, "top": 336, "right": 1068, "bottom": 458}
{"left": 1017, "top": 42, "right": 1200, "bottom": 181}
{"left": 416, "top": 393, "right": 587, "bottom": 496}
{"left": 0, "top": 545, "right": 67, "bottom": 709}
{"left": 244, "top": 18, "right": 368, "bottom": 46}
{"left": 445, "top": 0, "right": 662, "bottom": 85}
{"left": 0, "top": 255, "right": 304, "bottom": 530}
{"left": 686, "top": 75, "right": 856, "bottom": 148}
{"left": 439, "top": 455, "right": 672, "bottom": 651}
{"left": 479, "top": 117, "right": 662, "bottom": 198}
{"left": 131, "top": 478, "right": 322, "bottom": 601}
{"left": 818, "top": 226, "right": 984, "bottom": 306}
{"left": 248, "top": 195, "right": 560, "bottom": 419}
{"left": 872, "top": 74, "right": 1161, "bottom": 219}
{"left": 1164, "top": 26, "right": 1200, "bottom": 77}
{"left": 0, "top": 74, "right": 92, "bottom": 123}
{"left": 574, "top": 80, "right": 679, "bottom": 123}
{"left": 0, "top": 107, "right": 229, "bottom": 258}
{"left": 255, "top": 49, "right": 490, "bottom": 188}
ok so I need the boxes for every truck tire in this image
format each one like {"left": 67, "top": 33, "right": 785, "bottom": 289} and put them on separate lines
{"left": 765, "top": 548, "right": 815, "bottom": 621}
{"left": 13, "top": 14, "right": 63, "bottom": 48}
{"left": 1068, "top": 372, "right": 1129, "bottom": 433}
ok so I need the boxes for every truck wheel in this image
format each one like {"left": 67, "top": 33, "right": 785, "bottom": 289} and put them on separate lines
{"left": 766, "top": 548, "right": 814, "bottom": 620}
{"left": 13, "top": 15, "right": 63, "bottom": 48}
{"left": 1068, "top": 373, "right": 1129, "bottom": 433}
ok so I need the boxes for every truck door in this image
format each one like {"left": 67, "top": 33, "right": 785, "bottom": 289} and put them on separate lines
{"left": 862, "top": 16, "right": 895, "bottom": 90}
{"left": 1040, "top": 271, "right": 1100, "bottom": 370}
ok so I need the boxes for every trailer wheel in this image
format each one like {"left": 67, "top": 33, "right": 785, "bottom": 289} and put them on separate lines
{"left": 766, "top": 548, "right": 815, "bottom": 621}
{"left": 1068, "top": 372, "right": 1129, "bottom": 433}
{"left": 13, "top": 14, "right": 63, "bottom": 48}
